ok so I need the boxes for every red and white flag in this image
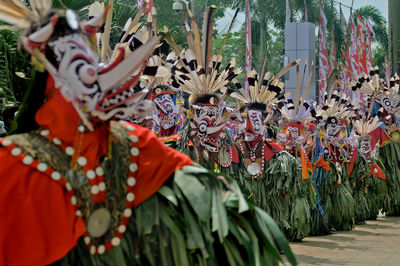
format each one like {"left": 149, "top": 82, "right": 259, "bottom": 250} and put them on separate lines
{"left": 341, "top": 50, "right": 352, "bottom": 96}
{"left": 245, "top": 0, "right": 252, "bottom": 92}
{"left": 356, "top": 13, "right": 367, "bottom": 74}
{"left": 138, "top": 0, "right": 153, "bottom": 14}
{"left": 350, "top": 12, "right": 359, "bottom": 76}
{"left": 319, "top": 8, "right": 331, "bottom": 103}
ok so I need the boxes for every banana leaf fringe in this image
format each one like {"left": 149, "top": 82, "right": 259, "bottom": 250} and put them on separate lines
{"left": 310, "top": 164, "right": 355, "bottom": 235}
{"left": 52, "top": 165, "right": 297, "bottom": 266}
{"left": 380, "top": 142, "right": 400, "bottom": 216}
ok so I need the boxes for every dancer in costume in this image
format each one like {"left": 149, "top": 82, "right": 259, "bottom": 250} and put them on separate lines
{"left": 374, "top": 73, "right": 400, "bottom": 216}
{"left": 162, "top": 6, "right": 241, "bottom": 171}
{"left": 134, "top": 53, "right": 185, "bottom": 137}
{"left": 312, "top": 89, "right": 356, "bottom": 233}
{"left": 347, "top": 69, "right": 388, "bottom": 220}
{"left": 229, "top": 67, "right": 312, "bottom": 241}
{"left": 0, "top": 1, "right": 296, "bottom": 265}
{"left": 275, "top": 61, "right": 316, "bottom": 180}
{"left": 351, "top": 115, "right": 387, "bottom": 222}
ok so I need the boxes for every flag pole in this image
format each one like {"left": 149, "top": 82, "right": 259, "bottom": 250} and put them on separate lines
{"left": 245, "top": 0, "right": 252, "bottom": 93}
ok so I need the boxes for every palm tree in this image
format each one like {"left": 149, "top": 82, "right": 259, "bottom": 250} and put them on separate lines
{"left": 357, "top": 5, "right": 388, "bottom": 51}
{"left": 55, "top": 0, "right": 138, "bottom": 47}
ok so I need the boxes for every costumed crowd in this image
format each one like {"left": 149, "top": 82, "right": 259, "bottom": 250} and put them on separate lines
{"left": 0, "top": 1, "right": 399, "bottom": 265}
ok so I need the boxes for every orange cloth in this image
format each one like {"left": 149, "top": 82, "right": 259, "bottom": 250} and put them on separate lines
{"left": 133, "top": 123, "right": 193, "bottom": 207}
{"left": 0, "top": 149, "right": 85, "bottom": 266}
{"left": 300, "top": 148, "right": 311, "bottom": 179}
{"left": 370, "top": 162, "right": 386, "bottom": 180}
{"left": 264, "top": 141, "right": 283, "bottom": 162}
{"left": 0, "top": 82, "right": 193, "bottom": 265}
{"left": 369, "top": 127, "right": 389, "bottom": 149}
{"left": 347, "top": 147, "right": 358, "bottom": 176}
{"left": 313, "top": 158, "right": 331, "bottom": 172}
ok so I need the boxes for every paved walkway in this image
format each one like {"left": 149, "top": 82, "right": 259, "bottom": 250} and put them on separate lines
{"left": 290, "top": 216, "right": 400, "bottom": 265}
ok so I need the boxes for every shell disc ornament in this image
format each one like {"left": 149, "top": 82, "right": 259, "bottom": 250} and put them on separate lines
{"left": 87, "top": 208, "right": 112, "bottom": 238}
{"left": 218, "top": 147, "right": 231, "bottom": 166}
{"left": 247, "top": 162, "right": 262, "bottom": 176}
{"left": 390, "top": 129, "right": 400, "bottom": 142}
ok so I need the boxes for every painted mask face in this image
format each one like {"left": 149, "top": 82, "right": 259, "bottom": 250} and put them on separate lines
{"left": 244, "top": 109, "right": 263, "bottom": 141}
{"left": 287, "top": 126, "right": 300, "bottom": 140}
{"left": 276, "top": 132, "right": 287, "bottom": 144}
{"left": 359, "top": 139, "right": 372, "bottom": 159}
{"left": 190, "top": 104, "right": 226, "bottom": 152}
{"left": 129, "top": 108, "right": 158, "bottom": 130}
{"left": 153, "top": 93, "right": 178, "bottom": 129}
{"left": 22, "top": 10, "right": 157, "bottom": 130}
{"left": 379, "top": 95, "right": 400, "bottom": 114}
{"left": 326, "top": 122, "right": 341, "bottom": 137}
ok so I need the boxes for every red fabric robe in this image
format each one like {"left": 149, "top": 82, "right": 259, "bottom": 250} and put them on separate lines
{"left": 0, "top": 83, "right": 193, "bottom": 266}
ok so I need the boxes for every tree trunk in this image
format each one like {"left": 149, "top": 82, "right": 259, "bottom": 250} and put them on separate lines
{"left": 389, "top": 0, "right": 400, "bottom": 73}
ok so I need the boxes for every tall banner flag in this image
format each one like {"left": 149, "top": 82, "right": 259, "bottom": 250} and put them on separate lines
{"left": 339, "top": 5, "right": 351, "bottom": 96}
{"left": 286, "top": 0, "right": 291, "bottom": 24}
{"left": 245, "top": 0, "right": 252, "bottom": 92}
{"left": 138, "top": 0, "right": 153, "bottom": 14}
{"left": 340, "top": 49, "right": 353, "bottom": 96}
{"left": 356, "top": 13, "right": 367, "bottom": 74}
{"left": 366, "top": 18, "right": 374, "bottom": 70}
{"left": 319, "top": 7, "right": 330, "bottom": 103}
{"left": 350, "top": 12, "right": 359, "bottom": 76}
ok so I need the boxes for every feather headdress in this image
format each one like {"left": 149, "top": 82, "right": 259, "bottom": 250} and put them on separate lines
{"left": 164, "top": 6, "right": 242, "bottom": 104}
{"left": 349, "top": 66, "right": 382, "bottom": 108}
{"left": 229, "top": 60, "right": 299, "bottom": 109}
{"left": 140, "top": 55, "right": 171, "bottom": 88}
{"left": 0, "top": 0, "right": 52, "bottom": 29}
{"left": 96, "top": 5, "right": 169, "bottom": 93}
{"left": 354, "top": 109, "right": 383, "bottom": 137}
{"left": 315, "top": 89, "right": 356, "bottom": 123}
{"left": 277, "top": 60, "right": 315, "bottom": 122}
{"left": 375, "top": 73, "right": 400, "bottom": 114}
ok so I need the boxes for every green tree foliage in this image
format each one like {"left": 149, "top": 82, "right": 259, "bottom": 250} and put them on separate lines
{"left": 0, "top": 29, "right": 31, "bottom": 115}
{"left": 56, "top": 0, "right": 138, "bottom": 47}
{"left": 357, "top": 5, "right": 388, "bottom": 50}
{"left": 372, "top": 46, "right": 385, "bottom": 71}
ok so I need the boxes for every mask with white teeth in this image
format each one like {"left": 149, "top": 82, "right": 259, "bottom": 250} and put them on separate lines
{"left": 17, "top": 8, "right": 158, "bottom": 131}
{"left": 244, "top": 109, "right": 264, "bottom": 141}
{"left": 359, "top": 137, "right": 372, "bottom": 160}
{"left": 325, "top": 117, "right": 341, "bottom": 137}
{"left": 190, "top": 102, "right": 226, "bottom": 153}
{"left": 151, "top": 86, "right": 180, "bottom": 130}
